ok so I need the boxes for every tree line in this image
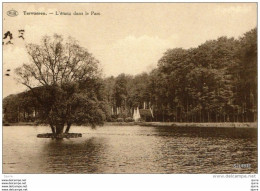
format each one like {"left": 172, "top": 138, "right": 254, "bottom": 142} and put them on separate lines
{"left": 3, "top": 28, "right": 257, "bottom": 128}
{"left": 103, "top": 28, "right": 257, "bottom": 122}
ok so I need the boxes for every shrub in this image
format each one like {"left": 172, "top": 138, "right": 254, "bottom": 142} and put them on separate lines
{"left": 125, "top": 117, "right": 134, "bottom": 122}
{"left": 116, "top": 118, "right": 124, "bottom": 122}
{"left": 137, "top": 118, "right": 144, "bottom": 122}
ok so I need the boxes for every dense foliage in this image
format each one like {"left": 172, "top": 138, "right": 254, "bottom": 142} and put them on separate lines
{"left": 103, "top": 28, "right": 257, "bottom": 122}
{"left": 4, "top": 28, "right": 257, "bottom": 125}
{"left": 7, "top": 34, "right": 108, "bottom": 134}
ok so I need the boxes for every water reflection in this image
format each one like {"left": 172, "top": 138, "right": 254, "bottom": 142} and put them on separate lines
{"left": 42, "top": 137, "right": 108, "bottom": 173}
{"left": 3, "top": 125, "right": 257, "bottom": 174}
{"left": 152, "top": 126, "right": 257, "bottom": 139}
{"left": 152, "top": 126, "right": 257, "bottom": 173}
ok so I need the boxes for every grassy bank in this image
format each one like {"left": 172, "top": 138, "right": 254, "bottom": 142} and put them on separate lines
{"left": 3, "top": 122, "right": 37, "bottom": 126}
{"left": 105, "top": 122, "right": 257, "bottom": 128}
{"left": 104, "top": 122, "right": 137, "bottom": 126}
{"left": 3, "top": 121, "right": 257, "bottom": 128}
{"left": 138, "top": 122, "right": 257, "bottom": 128}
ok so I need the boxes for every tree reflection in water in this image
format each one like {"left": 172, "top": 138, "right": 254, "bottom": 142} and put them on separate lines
{"left": 3, "top": 126, "right": 257, "bottom": 174}
{"left": 42, "top": 137, "right": 108, "bottom": 173}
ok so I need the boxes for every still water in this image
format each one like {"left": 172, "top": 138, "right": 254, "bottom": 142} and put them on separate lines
{"left": 3, "top": 125, "right": 257, "bottom": 174}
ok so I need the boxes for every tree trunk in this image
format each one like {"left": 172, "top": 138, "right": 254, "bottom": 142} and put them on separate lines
{"left": 199, "top": 109, "right": 201, "bottom": 122}
{"left": 163, "top": 110, "right": 165, "bottom": 122}
{"left": 65, "top": 123, "right": 72, "bottom": 133}
{"left": 56, "top": 124, "right": 64, "bottom": 135}
{"left": 50, "top": 124, "right": 56, "bottom": 134}
{"left": 186, "top": 102, "right": 188, "bottom": 122}
{"left": 17, "top": 106, "right": 20, "bottom": 122}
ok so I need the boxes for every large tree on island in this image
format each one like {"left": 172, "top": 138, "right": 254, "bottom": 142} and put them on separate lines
{"left": 15, "top": 34, "right": 107, "bottom": 137}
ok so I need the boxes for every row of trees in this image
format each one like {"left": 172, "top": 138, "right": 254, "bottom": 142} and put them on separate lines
{"left": 3, "top": 28, "right": 257, "bottom": 136}
{"left": 103, "top": 28, "right": 257, "bottom": 122}
{"left": 103, "top": 73, "right": 150, "bottom": 120}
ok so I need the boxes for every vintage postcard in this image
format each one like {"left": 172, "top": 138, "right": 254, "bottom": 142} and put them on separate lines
{"left": 2, "top": 2, "right": 258, "bottom": 189}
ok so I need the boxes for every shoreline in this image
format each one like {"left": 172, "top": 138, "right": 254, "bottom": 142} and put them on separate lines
{"left": 3, "top": 121, "right": 257, "bottom": 128}
{"left": 138, "top": 122, "right": 257, "bottom": 128}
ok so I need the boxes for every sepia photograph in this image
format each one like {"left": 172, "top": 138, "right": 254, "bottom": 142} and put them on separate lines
{"left": 2, "top": 2, "right": 257, "bottom": 176}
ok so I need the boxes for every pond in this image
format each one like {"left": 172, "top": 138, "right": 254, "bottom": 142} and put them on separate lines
{"left": 3, "top": 125, "right": 257, "bottom": 173}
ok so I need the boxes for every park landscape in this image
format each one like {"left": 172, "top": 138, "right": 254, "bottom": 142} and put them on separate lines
{"left": 2, "top": 3, "right": 257, "bottom": 174}
{"left": 3, "top": 28, "right": 257, "bottom": 132}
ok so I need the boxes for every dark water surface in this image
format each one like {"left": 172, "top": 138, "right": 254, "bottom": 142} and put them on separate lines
{"left": 3, "top": 125, "right": 257, "bottom": 173}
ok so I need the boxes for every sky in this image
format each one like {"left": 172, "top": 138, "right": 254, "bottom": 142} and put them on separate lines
{"left": 3, "top": 3, "right": 257, "bottom": 97}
